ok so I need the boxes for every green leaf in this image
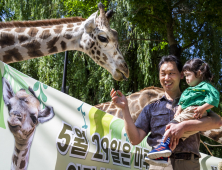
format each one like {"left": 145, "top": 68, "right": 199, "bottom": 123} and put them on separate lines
{"left": 43, "top": 84, "right": 48, "bottom": 89}
{"left": 40, "top": 85, "right": 47, "bottom": 102}
{"left": 33, "top": 81, "right": 40, "bottom": 91}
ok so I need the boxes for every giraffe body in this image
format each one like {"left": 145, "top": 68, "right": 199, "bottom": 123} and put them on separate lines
{"left": 2, "top": 77, "right": 55, "bottom": 170}
{"left": 95, "top": 86, "right": 222, "bottom": 144}
{"left": 0, "top": 3, "right": 129, "bottom": 81}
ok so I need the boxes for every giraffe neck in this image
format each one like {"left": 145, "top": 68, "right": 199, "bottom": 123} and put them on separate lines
{"left": 0, "top": 22, "right": 85, "bottom": 63}
{"left": 11, "top": 132, "right": 34, "bottom": 170}
{"left": 11, "top": 143, "right": 31, "bottom": 170}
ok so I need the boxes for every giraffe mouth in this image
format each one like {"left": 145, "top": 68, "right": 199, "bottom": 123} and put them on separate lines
{"left": 121, "top": 72, "right": 128, "bottom": 81}
{"left": 8, "top": 123, "right": 21, "bottom": 131}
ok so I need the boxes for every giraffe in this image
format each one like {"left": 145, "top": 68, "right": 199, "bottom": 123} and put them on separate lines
{"left": 95, "top": 87, "right": 222, "bottom": 144}
{"left": 0, "top": 3, "right": 129, "bottom": 81}
{"left": 2, "top": 77, "right": 55, "bottom": 170}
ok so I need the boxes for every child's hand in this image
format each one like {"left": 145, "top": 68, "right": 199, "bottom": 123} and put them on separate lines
{"left": 193, "top": 106, "right": 206, "bottom": 119}
{"left": 174, "top": 111, "right": 180, "bottom": 118}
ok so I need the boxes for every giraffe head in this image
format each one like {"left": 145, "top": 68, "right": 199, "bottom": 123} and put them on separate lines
{"left": 2, "top": 78, "right": 54, "bottom": 150}
{"left": 80, "top": 3, "right": 129, "bottom": 81}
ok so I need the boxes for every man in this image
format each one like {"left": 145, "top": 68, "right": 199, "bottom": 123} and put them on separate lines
{"left": 110, "top": 55, "right": 222, "bottom": 170}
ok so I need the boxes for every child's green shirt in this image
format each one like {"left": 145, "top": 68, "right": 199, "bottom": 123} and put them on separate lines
{"left": 178, "top": 81, "right": 220, "bottom": 112}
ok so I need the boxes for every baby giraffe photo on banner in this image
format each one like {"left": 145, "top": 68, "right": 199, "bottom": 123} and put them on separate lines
{"left": 2, "top": 77, "right": 55, "bottom": 170}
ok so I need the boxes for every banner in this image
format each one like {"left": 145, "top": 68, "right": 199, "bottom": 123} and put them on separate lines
{"left": 0, "top": 61, "right": 221, "bottom": 170}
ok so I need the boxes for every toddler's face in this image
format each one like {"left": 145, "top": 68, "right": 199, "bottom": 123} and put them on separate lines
{"left": 184, "top": 70, "right": 202, "bottom": 86}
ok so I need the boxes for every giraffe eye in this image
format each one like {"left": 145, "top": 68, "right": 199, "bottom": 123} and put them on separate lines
{"left": 30, "top": 115, "right": 37, "bottom": 124}
{"left": 98, "top": 35, "right": 108, "bottom": 43}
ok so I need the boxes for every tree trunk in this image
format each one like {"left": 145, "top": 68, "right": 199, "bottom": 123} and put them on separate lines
{"left": 169, "top": 44, "right": 182, "bottom": 59}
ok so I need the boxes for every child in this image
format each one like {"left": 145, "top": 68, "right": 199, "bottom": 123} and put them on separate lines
{"left": 145, "top": 58, "right": 220, "bottom": 167}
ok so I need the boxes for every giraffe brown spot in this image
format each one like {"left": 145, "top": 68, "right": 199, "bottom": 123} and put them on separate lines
{"left": 103, "top": 54, "right": 108, "bottom": 61}
{"left": 77, "top": 22, "right": 81, "bottom": 25}
{"left": 66, "top": 28, "right": 73, "bottom": 32}
{"left": 108, "top": 109, "right": 117, "bottom": 116}
{"left": 130, "top": 101, "right": 140, "bottom": 113}
{"left": 96, "top": 42, "right": 98, "bottom": 46}
{"left": 97, "top": 50, "right": 100, "bottom": 56}
{"left": 0, "top": 32, "right": 15, "bottom": 48}
{"left": 90, "top": 42, "right": 95, "bottom": 48}
{"left": 54, "top": 25, "right": 63, "bottom": 34}
{"left": 39, "top": 30, "right": 51, "bottom": 39}
{"left": 60, "top": 41, "right": 67, "bottom": 51}
{"left": 13, "top": 155, "right": 18, "bottom": 166}
{"left": 22, "top": 40, "right": 44, "bottom": 57}
{"left": 130, "top": 93, "right": 140, "bottom": 100}
{"left": 3, "top": 48, "right": 23, "bottom": 63}
{"left": 86, "top": 47, "right": 89, "bottom": 50}
{"left": 113, "top": 51, "right": 117, "bottom": 55}
{"left": 84, "top": 39, "right": 87, "bottom": 43}
{"left": 208, "top": 130, "right": 222, "bottom": 142}
{"left": 22, "top": 148, "right": 29, "bottom": 157}
{"left": 99, "top": 46, "right": 101, "bottom": 49}
{"left": 103, "top": 105, "right": 109, "bottom": 111}
{"left": 87, "top": 42, "right": 90, "bottom": 46}
{"left": 92, "top": 50, "right": 95, "bottom": 54}
{"left": 15, "top": 27, "right": 26, "bottom": 33}
{"left": 117, "top": 56, "right": 122, "bottom": 60}
{"left": 3, "top": 28, "right": 12, "bottom": 31}
{"left": 67, "top": 24, "right": 73, "bottom": 28}
{"left": 27, "top": 27, "right": 39, "bottom": 37}
{"left": 18, "top": 35, "right": 29, "bottom": 43}
{"left": 74, "top": 27, "right": 79, "bottom": 32}
{"left": 96, "top": 56, "right": 100, "bottom": 60}
{"left": 15, "top": 147, "right": 20, "bottom": 154}
{"left": 140, "top": 91, "right": 158, "bottom": 108}
{"left": 64, "top": 34, "right": 72, "bottom": 39}
{"left": 100, "top": 61, "right": 105, "bottom": 65}
{"left": 42, "top": 26, "right": 52, "bottom": 29}
{"left": 19, "top": 160, "right": 26, "bottom": 169}
{"left": 94, "top": 47, "right": 96, "bottom": 50}
{"left": 47, "top": 37, "right": 59, "bottom": 53}
{"left": 92, "top": 56, "right": 95, "bottom": 59}
{"left": 79, "top": 44, "right": 83, "bottom": 49}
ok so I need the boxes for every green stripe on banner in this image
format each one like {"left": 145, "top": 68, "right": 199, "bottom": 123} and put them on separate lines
{"left": 0, "top": 68, "right": 6, "bottom": 129}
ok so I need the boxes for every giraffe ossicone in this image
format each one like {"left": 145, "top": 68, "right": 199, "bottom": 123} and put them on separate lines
{"left": 95, "top": 87, "right": 222, "bottom": 144}
{"left": 0, "top": 3, "right": 129, "bottom": 81}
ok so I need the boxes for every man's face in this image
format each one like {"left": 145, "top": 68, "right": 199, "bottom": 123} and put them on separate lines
{"left": 159, "top": 61, "right": 183, "bottom": 92}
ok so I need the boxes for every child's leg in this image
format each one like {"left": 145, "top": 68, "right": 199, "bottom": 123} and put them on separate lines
{"left": 146, "top": 130, "right": 172, "bottom": 159}
{"left": 174, "top": 106, "right": 208, "bottom": 140}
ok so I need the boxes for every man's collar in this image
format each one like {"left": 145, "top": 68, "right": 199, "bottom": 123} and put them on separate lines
{"left": 161, "top": 94, "right": 180, "bottom": 107}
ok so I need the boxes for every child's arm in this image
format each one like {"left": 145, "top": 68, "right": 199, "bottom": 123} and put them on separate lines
{"left": 194, "top": 103, "right": 214, "bottom": 119}
{"left": 174, "top": 105, "right": 182, "bottom": 118}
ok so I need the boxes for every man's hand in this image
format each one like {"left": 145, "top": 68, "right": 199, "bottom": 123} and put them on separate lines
{"left": 193, "top": 106, "right": 206, "bottom": 119}
{"left": 110, "top": 89, "right": 128, "bottom": 110}
{"left": 164, "top": 123, "right": 185, "bottom": 150}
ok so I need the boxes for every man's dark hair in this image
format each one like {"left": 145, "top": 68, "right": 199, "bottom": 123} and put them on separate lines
{"left": 183, "top": 58, "right": 213, "bottom": 82}
{"left": 158, "top": 55, "right": 183, "bottom": 72}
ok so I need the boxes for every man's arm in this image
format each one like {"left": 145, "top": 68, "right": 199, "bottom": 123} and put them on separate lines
{"left": 164, "top": 110, "right": 222, "bottom": 148}
{"left": 122, "top": 105, "right": 147, "bottom": 145}
{"left": 110, "top": 89, "right": 147, "bottom": 145}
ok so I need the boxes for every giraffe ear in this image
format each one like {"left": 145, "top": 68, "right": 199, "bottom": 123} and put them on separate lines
{"left": 38, "top": 106, "right": 55, "bottom": 123}
{"left": 84, "top": 11, "right": 98, "bottom": 33}
{"left": 2, "top": 77, "right": 15, "bottom": 106}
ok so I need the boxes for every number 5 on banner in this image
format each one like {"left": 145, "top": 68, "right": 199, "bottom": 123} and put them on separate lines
{"left": 56, "top": 122, "right": 73, "bottom": 155}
